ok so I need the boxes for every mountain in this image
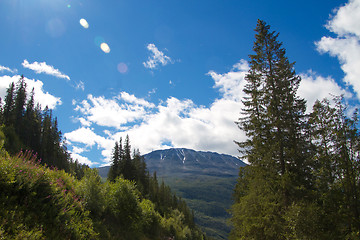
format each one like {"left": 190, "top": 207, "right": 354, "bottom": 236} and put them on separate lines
{"left": 98, "top": 148, "right": 246, "bottom": 240}
{"left": 143, "top": 148, "right": 246, "bottom": 177}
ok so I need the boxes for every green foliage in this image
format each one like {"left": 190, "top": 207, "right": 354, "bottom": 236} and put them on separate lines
{"left": 0, "top": 149, "right": 97, "bottom": 239}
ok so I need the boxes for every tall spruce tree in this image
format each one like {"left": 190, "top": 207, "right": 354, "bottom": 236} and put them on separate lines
{"left": 231, "top": 20, "right": 311, "bottom": 239}
{"left": 3, "top": 82, "right": 15, "bottom": 126}
{"left": 108, "top": 140, "right": 120, "bottom": 182}
{"left": 14, "top": 76, "right": 27, "bottom": 135}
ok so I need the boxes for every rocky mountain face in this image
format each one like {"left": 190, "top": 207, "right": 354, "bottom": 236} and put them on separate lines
{"left": 143, "top": 148, "right": 246, "bottom": 177}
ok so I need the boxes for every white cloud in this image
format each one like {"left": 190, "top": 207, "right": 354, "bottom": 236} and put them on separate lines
{"left": 0, "top": 65, "right": 17, "bottom": 74}
{"left": 65, "top": 127, "right": 115, "bottom": 165}
{"left": 143, "top": 44, "right": 173, "bottom": 69}
{"left": 118, "top": 92, "right": 155, "bottom": 108}
{"left": 70, "top": 153, "right": 96, "bottom": 166}
{"left": 325, "top": 0, "right": 360, "bottom": 37}
{"left": 22, "top": 59, "right": 70, "bottom": 80}
{"left": 208, "top": 59, "right": 249, "bottom": 101}
{"left": 0, "top": 75, "right": 61, "bottom": 109}
{"left": 73, "top": 147, "right": 86, "bottom": 155}
{"left": 316, "top": 0, "right": 360, "bottom": 99}
{"left": 65, "top": 127, "right": 108, "bottom": 147}
{"left": 74, "top": 93, "right": 155, "bottom": 129}
{"left": 299, "top": 71, "right": 351, "bottom": 110}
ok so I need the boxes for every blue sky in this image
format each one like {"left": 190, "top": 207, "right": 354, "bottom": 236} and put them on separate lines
{"left": 1, "top": 0, "right": 359, "bottom": 166}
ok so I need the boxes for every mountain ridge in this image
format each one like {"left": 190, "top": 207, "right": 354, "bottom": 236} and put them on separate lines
{"left": 143, "top": 148, "right": 246, "bottom": 177}
{"left": 98, "top": 148, "right": 246, "bottom": 179}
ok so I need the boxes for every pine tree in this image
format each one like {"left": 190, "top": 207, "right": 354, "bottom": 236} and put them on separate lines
{"left": 108, "top": 141, "right": 120, "bottom": 182}
{"left": 123, "top": 135, "right": 136, "bottom": 180}
{"left": 231, "top": 20, "right": 310, "bottom": 239}
{"left": 3, "top": 82, "right": 15, "bottom": 126}
{"left": 13, "top": 76, "right": 27, "bottom": 136}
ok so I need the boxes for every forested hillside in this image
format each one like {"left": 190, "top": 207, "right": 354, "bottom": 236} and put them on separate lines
{"left": 0, "top": 77, "right": 206, "bottom": 239}
{"left": 230, "top": 20, "right": 360, "bottom": 240}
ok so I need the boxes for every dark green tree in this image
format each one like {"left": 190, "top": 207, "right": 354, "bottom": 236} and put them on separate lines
{"left": 309, "top": 98, "right": 360, "bottom": 238}
{"left": 3, "top": 82, "right": 15, "bottom": 126}
{"left": 231, "top": 20, "right": 311, "bottom": 239}
{"left": 13, "top": 75, "right": 27, "bottom": 136}
{"left": 108, "top": 140, "right": 120, "bottom": 182}
{"left": 122, "top": 135, "right": 136, "bottom": 181}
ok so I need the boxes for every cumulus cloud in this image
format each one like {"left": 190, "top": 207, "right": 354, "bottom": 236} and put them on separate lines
{"left": 0, "top": 75, "right": 61, "bottom": 109}
{"left": 299, "top": 71, "right": 351, "bottom": 110}
{"left": 22, "top": 59, "right": 70, "bottom": 80}
{"left": 74, "top": 93, "right": 155, "bottom": 129}
{"left": 70, "top": 153, "right": 96, "bottom": 166}
{"left": 65, "top": 127, "right": 110, "bottom": 147}
{"left": 143, "top": 44, "right": 173, "bottom": 69}
{"left": 208, "top": 59, "right": 249, "bottom": 101}
{"left": 315, "top": 0, "right": 360, "bottom": 99}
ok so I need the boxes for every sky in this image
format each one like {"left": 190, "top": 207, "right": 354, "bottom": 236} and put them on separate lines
{"left": 0, "top": 0, "right": 359, "bottom": 167}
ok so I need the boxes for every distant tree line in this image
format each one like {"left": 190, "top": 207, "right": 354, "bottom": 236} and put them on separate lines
{"left": 230, "top": 20, "right": 360, "bottom": 240}
{"left": 0, "top": 76, "right": 88, "bottom": 178}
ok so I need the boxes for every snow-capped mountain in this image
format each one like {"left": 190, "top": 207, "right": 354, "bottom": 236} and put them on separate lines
{"left": 143, "top": 148, "right": 246, "bottom": 177}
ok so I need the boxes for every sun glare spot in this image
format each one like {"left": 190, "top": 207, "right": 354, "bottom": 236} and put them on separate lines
{"left": 67, "top": 4, "right": 71, "bottom": 8}
{"left": 79, "top": 18, "right": 89, "bottom": 29}
{"left": 100, "top": 43, "right": 111, "bottom": 53}
{"left": 117, "top": 63, "right": 128, "bottom": 73}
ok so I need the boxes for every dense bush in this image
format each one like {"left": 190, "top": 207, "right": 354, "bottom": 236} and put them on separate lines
{"left": 0, "top": 149, "right": 96, "bottom": 239}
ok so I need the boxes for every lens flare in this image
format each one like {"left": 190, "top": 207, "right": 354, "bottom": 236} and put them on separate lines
{"left": 117, "top": 63, "right": 128, "bottom": 73}
{"left": 79, "top": 18, "right": 89, "bottom": 29}
{"left": 100, "top": 43, "right": 110, "bottom": 53}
